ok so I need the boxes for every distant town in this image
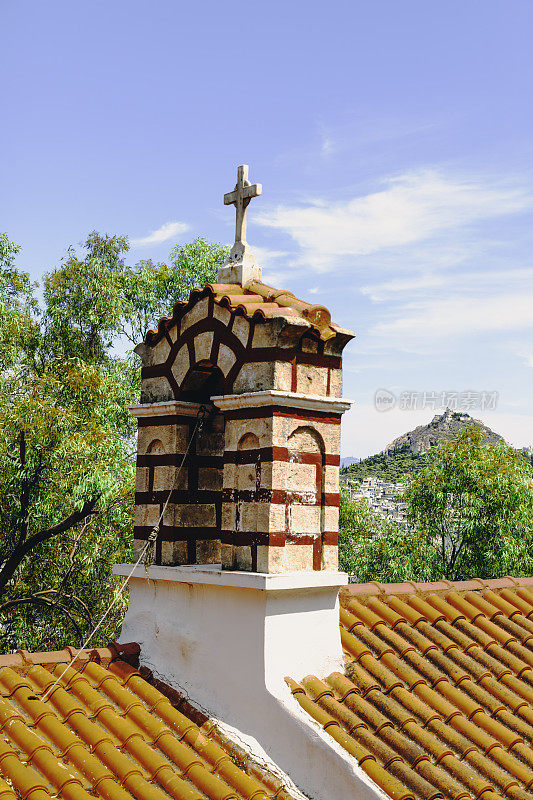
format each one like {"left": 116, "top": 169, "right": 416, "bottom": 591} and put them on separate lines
{"left": 341, "top": 474, "right": 408, "bottom": 523}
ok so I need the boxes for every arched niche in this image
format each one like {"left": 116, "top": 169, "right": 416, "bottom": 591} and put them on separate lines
{"left": 286, "top": 426, "right": 326, "bottom": 570}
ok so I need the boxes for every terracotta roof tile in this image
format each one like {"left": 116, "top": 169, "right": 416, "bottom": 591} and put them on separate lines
{"left": 145, "top": 281, "right": 353, "bottom": 345}
{"left": 289, "top": 577, "right": 533, "bottom": 800}
{"left": 0, "top": 644, "right": 294, "bottom": 800}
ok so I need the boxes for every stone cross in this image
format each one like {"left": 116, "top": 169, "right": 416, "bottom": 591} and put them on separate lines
{"left": 224, "top": 165, "right": 262, "bottom": 246}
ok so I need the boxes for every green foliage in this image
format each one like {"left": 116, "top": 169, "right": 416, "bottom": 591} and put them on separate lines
{"left": 0, "top": 231, "right": 225, "bottom": 653}
{"left": 405, "top": 428, "right": 533, "bottom": 580}
{"left": 120, "top": 238, "right": 229, "bottom": 344}
{"left": 339, "top": 429, "right": 533, "bottom": 584}
{"left": 341, "top": 446, "right": 432, "bottom": 482}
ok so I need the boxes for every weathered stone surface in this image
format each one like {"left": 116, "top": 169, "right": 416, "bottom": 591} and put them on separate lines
{"left": 233, "top": 361, "right": 275, "bottom": 393}
{"left": 194, "top": 331, "right": 214, "bottom": 362}
{"left": 196, "top": 539, "right": 221, "bottom": 564}
{"left": 296, "top": 364, "right": 328, "bottom": 395}
{"left": 134, "top": 504, "right": 159, "bottom": 527}
{"left": 161, "top": 540, "right": 188, "bottom": 566}
{"left": 170, "top": 344, "right": 190, "bottom": 388}
{"left": 213, "top": 304, "right": 232, "bottom": 326}
{"left": 140, "top": 376, "right": 173, "bottom": 403}
{"left": 138, "top": 423, "right": 189, "bottom": 456}
{"left": 135, "top": 467, "right": 150, "bottom": 492}
{"left": 198, "top": 466, "right": 223, "bottom": 491}
{"left": 231, "top": 316, "right": 250, "bottom": 347}
{"left": 273, "top": 361, "right": 293, "bottom": 392}
{"left": 180, "top": 297, "right": 210, "bottom": 332}
{"left": 217, "top": 343, "right": 237, "bottom": 376}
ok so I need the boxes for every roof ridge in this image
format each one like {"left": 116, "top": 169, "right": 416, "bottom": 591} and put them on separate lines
{"left": 342, "top": 575, "right": 533, "bottom": 599}
{"left": 0, "top": 641, "right": 140, "bottom": 672}
{"left": 144, "top": 280, "right": 349, "bottom": 345}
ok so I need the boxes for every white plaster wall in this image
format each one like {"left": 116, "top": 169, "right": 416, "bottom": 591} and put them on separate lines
{"left": 115, "top": 566, "right": 385, "bottom": 800}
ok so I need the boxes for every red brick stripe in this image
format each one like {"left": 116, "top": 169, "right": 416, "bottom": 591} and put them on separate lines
{"left": 221, "top": 488, "right": 339, "bottom": 506}
{"left": 223, "top": 447, "right": 340, "bottom": 466}
{"left": 134, "top": 525, "right": 221, "bottom": 541}
{"left": 137, "top": 454, "right": 224, "bottom": 467}
{"left": 135, "top": 490, "right": 220, "bottom": 505}
{"left": 223, "top": 406, "right": 342, "bottom": 424}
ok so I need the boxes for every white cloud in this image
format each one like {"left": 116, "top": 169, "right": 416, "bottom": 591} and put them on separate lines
{"left": 256, "top": 170, "right": 532, "bottom": 272}
{"left": 373, "top": 292, "right": 533, "bottom": 340}
{"left": 362, "top": 267, "right": 533, "bottom": 302}
{"left": 132, "top": 221, "right": 190, "bottom": 247}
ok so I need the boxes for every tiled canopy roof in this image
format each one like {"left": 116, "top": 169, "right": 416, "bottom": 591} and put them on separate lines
{"left": 288, "top": 576, "right": 533, "bottom": 800}
{"left": 145, "top": 281, "right": 346, "bottom": 345}
{"left": 0, "top": 642, "right": 293, "bottom": 800}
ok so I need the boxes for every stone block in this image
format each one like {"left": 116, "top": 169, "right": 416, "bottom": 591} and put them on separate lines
{"left": 324, "top": 506, "right": 339, "bottom": 530}
{"left": 132, "top": 539, "right": 145, "bottom": 560}
{"left": 161, "top": 540, "right": 188, "bottom": 566}
{"left": 152, "top": 336, "right": 171, "bottom": 365}
{"left": 322, "top": 544, "right": 339, "bottom": 571}
{"left": 222, "top": 502, "right": 236, "bottom": 530}
{"left": 329, "top": 368, "right": 342, "bottom": 397}
{"left": 233, "top": 362, "right": 275, "bottom": 393}
{"left": 134, "top": 504, "right": 160, "bottom": 528}
{"left": 287, "top": 461, "right": 317, "bottom": 493}
{"left": 239, "top": 501, "right": 269, "bottom": 532}
{"left": 194, "top": 330, "right": 214, "bottom": 362}
{"left": 137, "top": 423, "right": 189, "bottom": 456}
{"left": 213, "top": 305, "right": 231, "bottom": 326}
{"left": 196, "top": 539, "right": 221, "bottom": 564}
{"left": 217, "top": 343, "right": 237, "bottom": 376}
{"left": 236, "top": 463, "right": 258, "bottom": 491}
{"left": 140, "top": 376, "right": 173, "bottom": 403}
{"left": 170, "top": 344, "right": 190, "bottom": 388}
{"left": 135, "top": 467, "right": 150, "bottom": 493}
{"left": 324, "top": 465, "right": 339, "bottom": 493}
{"left": 234, "top": 545, "right": 253, "bottom": 571}
{"left": 198, "top": 466, "right": 223, "bottom": 491}
{"left": 251, "top": 323, "right": 277, "bottom": 349}
{"left": 296, "top": 364, "right": 328, "bottom": 395}
{"left": 232, "top": 316, "right": 250, "bottom": 347}
{"left": 288, "top": 505, "right": 321, "bottom": 534}
{"left": 268, "top": 503, "right": 286, "bottom": 532}
{"left": 153, "top": 465, "right": 187, "bottom": 492}
{"left": 197, "top": 418, "right": 225, "bottom": 456}
{"left": 225, "top": 417, "right": 273, "bottom": 451}
{"left": 273, "top": 361, "right": 292, "bottom": 391}
{"left": 221, "top": 542, "right": 234, "bottom": 569}
{"left": 180, "top": 297, "right": 209, "bottom": 333}
{"left": 174, "top": 503, "right": 216, "bottom": 528}
{"left": 282, "top": 543, "right": 314, "bottom": 572}
{"left": 222, "top": 462, "right": 236, "bottom": 490}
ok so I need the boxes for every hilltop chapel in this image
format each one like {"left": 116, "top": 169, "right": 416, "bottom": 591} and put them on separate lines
{"left": 0, "top": 167, "right": 533, "bottom": 800}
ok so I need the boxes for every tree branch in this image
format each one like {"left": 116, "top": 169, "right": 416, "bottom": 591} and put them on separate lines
{"left": 0, "top": 496, "right": 99, "bottom": 598}
{"left": 0, "top": 595, "right": 83, "bottom": 644}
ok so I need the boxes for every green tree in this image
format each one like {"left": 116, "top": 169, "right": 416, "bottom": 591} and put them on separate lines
{"left": 404, "top": 427, "right": 533, "bottom": 580}
{"left": 340, "top": 429, "right": 533, "bottom": 584}
{"left": 0, "top": 231, "right": 226, "bottom": 653}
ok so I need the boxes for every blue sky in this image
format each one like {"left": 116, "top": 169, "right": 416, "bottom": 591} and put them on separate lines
{"left": 2, "top": 1, "right": 532, "bottom": 456}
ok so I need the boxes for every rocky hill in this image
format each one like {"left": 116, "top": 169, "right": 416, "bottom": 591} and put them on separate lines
{"left": 341, "top": 409, "right": 504, "bottom": 483}
{"left": 383, "top": 408, "right": 502, "bottom": 455}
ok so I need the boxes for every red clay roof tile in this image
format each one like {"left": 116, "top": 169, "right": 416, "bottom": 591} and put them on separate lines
{"left": 290, "top": 578, "right": 533, "bottom": 800}
{"left": 0, "top": 644, "right": 293, "bottom": 800}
